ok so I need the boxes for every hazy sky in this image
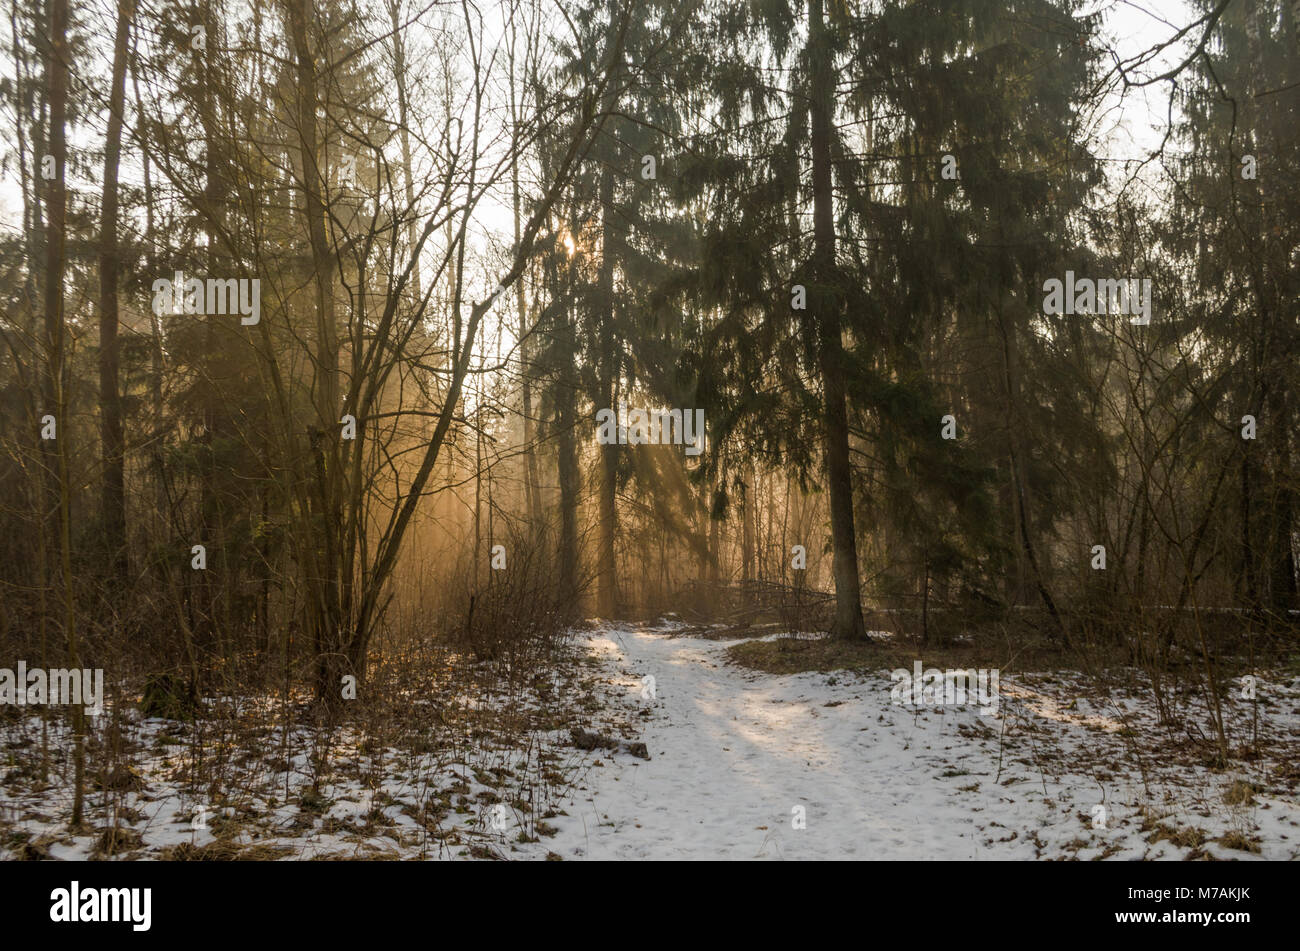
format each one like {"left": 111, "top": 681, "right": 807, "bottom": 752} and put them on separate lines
{"left": 0, "top": 0, "right": 1200, "bottom": 238}
{"left": 1093, "top": 0, "right": 1199, "bottom": 159}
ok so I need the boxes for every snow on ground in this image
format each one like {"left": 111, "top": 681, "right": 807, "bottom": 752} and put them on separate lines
{"left": 542, "top": 623, "right": 1300, "bottom": 860}
{"left": 2, "top": 623, "right": 1296, "bottom": 860}
{"left": 0, "top": 664, "right": 604, "bottom": 861}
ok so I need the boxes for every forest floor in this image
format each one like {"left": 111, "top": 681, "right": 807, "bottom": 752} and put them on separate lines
{"left": 1, "top": 621, "right": 1296, "bottom": 860}
{"left": 0, "top": 645, "right": 624, "bottom": 861}
{"left": 538, "top": 621, "right": 1300, "bottom": 860}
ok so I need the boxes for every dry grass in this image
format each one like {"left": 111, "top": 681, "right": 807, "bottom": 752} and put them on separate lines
{"left": 1217, "top": 830, "right": 1262, "bottom": 853}
{"left": 723, "top": 632, "right": 1032, "bottom": 676}
{"left": 1223, "top": 779, "right": 1260, "bottom": 806}
{"left": 725, "top": 635, "right": 881, "bottom": 675}
{"left": 160, "top": 841, "right": 295, "bottom": 860}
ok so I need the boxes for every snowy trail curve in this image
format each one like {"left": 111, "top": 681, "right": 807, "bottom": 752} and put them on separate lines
{"left": 549, "top": 626, "right": 1022, "bottom": 860}
{"left": 544, "top": 624, "right": 1299, "bottom": 861}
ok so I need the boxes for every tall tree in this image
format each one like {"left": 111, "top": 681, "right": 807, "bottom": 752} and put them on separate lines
{"left": 807, "top": 0, "right": 865, "bottom": 638}
{"left": 43, "top": 0, "right": 85, "bottom": 827}
{"left": 98, "top": 0, "right": 133, "bottom": 581}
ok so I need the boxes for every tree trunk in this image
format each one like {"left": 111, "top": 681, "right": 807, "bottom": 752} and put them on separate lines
{"left": 288, "top": 0, "right": 344, "bottom": 706}
{"left": 45, "top": 0, "right": 85, "bottom": 827}
{"left": 507, "top": 10, "right": 543, "bottom": 529}
{"left": 597, "top": 164, "right": 620, "bottom": 618}
{"left": 1263, "top": 381, "right": 1297, "bottom": 619}
{"left": 557, "top": 259, "right": 580, "bottom": 613}
{"left": 808, "top": 0, "right": 865, "bottom": 640}
{"left": 740, "top": 468, "right": 754, "bottom": 581}
{"left": 98, "top": 0, "right": 132, "bottom": 582}
{"left": 389, "top": 0, "right": 421, "bottom": 301}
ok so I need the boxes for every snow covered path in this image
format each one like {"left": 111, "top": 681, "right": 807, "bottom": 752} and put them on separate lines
{"left": 548, "top": 625, "right": 1011, "bottom": 859}
{"left": 544, "top": 624, "right": 1300, "bottom": 860}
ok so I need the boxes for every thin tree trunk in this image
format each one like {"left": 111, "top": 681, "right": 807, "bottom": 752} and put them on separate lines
{"left": 1241, "top": 451, "right": 1259, "bottom": 616}
{"left": 389, "top": 0, "right": 421, "bottom": 301}
{"left": 506, "top": 7, "right": 543, "bottom": 529}
{"left": 597, "top": 164, "right": 619, "bottom": 617}
{"left": 46, "top": 0, "right": 85, "bottom": 828}
{"left": 740, "top": 469, "right": 754, "bottom": 581}
{"left": 1266, "top": 385, "right": 1297, "bottom": 619}
{"left": 98, "top": 0, "right": 132, "bottom": 582}
{"left": 557, "top": 256, "right": 580, "bottom": 612}
{"left": 708, "top": 484, "right": 720, "bottom": 583}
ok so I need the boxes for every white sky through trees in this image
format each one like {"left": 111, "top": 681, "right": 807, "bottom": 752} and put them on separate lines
{"left": 0, "top": 0, "right": 1196, "bottom": 367}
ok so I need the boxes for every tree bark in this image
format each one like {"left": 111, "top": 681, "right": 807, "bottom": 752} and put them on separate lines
{"left": 288, "top": 0, "right": 345, "bottom": 705}
{"left": 597, "top": 163, "right": 620, "bottom": 617}
{"left": 808, "top": 0, "right": 865, "bottom": 639}
{"left": 45, "top": 0, "right": 84, "bottom": 827}
{"left": 98, "top": 0, "right": 132, "bottom": 582}
{"left": 557, "top": 309, "right": 580, "bottom": 612}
